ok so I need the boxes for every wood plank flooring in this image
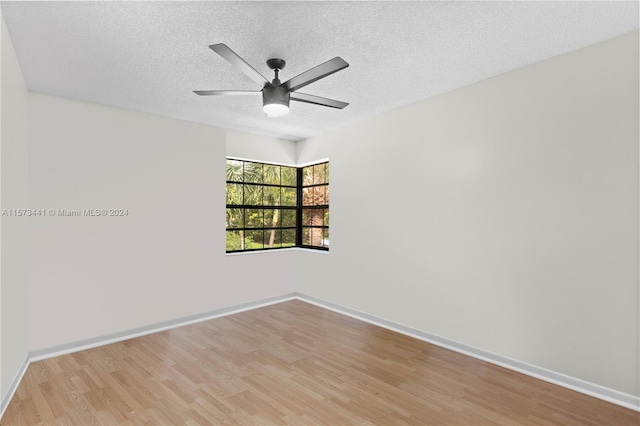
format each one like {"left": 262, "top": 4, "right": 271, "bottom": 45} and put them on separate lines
{"left": 2, "top": 300, "right": 638, "bottom": 425}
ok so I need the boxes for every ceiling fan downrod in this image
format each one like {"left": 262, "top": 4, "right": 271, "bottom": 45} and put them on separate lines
{"left": 266, "top": 58, "right": 286, "bottom": 86}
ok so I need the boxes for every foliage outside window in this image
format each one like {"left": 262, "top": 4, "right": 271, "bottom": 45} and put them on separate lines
{"left": 226, "top": 159, "right": 329, "bottom": 252}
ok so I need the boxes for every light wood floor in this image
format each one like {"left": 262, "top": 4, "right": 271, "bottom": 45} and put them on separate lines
{"left": 2, "top": 300, "right": 638, "bottom": 425}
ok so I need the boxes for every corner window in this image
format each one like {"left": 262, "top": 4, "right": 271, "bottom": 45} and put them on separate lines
{"left": 226, "top": 158, "right": 329, "bottom": 253}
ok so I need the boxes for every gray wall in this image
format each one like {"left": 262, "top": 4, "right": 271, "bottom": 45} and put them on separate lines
{"left": 0, "top": 14, "right": 29, "bottom": 400}
{"left": 296, "top": 31, "right": 639, "bottom": 397}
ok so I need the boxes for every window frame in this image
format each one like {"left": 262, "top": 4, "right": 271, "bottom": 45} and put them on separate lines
{"left": 226, "top": 158, "right": 329, "bottom": 253}
{"left": 299, "top": 162, "right": 329, "bottom": 250}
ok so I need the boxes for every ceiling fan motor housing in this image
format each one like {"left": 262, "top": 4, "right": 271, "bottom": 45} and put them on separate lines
{"left": 262, "top": 84, "right": 290, "bottom": 108}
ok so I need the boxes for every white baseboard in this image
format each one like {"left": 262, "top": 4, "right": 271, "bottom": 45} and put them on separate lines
{"left": 296, "top": 293, "right": 640, "bottom": 412}
{"left": 0, "top": 354, "right": 29, "bottom": 420}
{"left": 30, "top": 293, "right": 297, "bottom": 362}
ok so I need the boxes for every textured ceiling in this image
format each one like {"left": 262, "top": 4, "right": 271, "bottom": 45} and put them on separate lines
{"left": 2, "top": 1, "right": 638, "bottom": 141}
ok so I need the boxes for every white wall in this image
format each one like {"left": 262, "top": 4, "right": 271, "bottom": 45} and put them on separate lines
{"left": 0, "top": 14, "right": 29, "bottom": 401}
{"left": 296, "top": 137, "right": 328, "bottom": 166}
{"left": 296, "top": 31, "right": 639, "bottom": 397}
{"left": 28, "top": 94, "right": 296, "bottom": 351}
{"left": 227, "top": 129, "right": 297, "bottom": 166}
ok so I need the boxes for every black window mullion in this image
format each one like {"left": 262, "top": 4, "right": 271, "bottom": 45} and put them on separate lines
{"left": 301, "top": 182, "right": 329, "bottom": 189}
{"left": 227, "top": 205, "right": 296, "bottom": 209}
{"left": 296, "top": 167, "right": 303, "bottom": 246}
{"left": 227, "top": 180, "right": 296, "bottom": 188}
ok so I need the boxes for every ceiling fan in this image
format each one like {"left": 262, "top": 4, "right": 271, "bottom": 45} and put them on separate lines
{"left": 194, "top": 44, "right": 349, "bottom": 117}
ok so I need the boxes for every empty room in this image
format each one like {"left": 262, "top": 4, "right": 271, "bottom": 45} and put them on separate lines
{"left": 0, "top": 1, "right": 638, "bottom": 425}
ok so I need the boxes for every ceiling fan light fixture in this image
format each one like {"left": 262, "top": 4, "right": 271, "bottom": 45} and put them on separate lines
{"left": 262, "top": 85, "right": 290, "bottom": 117}
{"left": 263, "top": 102, "right": 289, "bottom": 117}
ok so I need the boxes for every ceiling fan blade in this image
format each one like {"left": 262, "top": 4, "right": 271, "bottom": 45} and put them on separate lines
{"left": 283, "top": 57, "right": 349, "bottom": 92}
{"left": 290, "top": 92, "right": 349, "bottom": 109}
{"left": 193, "top": 90, "right": 262, "bottom": 96}
{"left": 209, "top": 43, "right": 268, "bottom": 87}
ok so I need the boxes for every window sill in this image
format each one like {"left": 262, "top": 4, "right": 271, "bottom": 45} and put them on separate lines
{"left": 226, "top": 247, "right": 329, "bottom": 256}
